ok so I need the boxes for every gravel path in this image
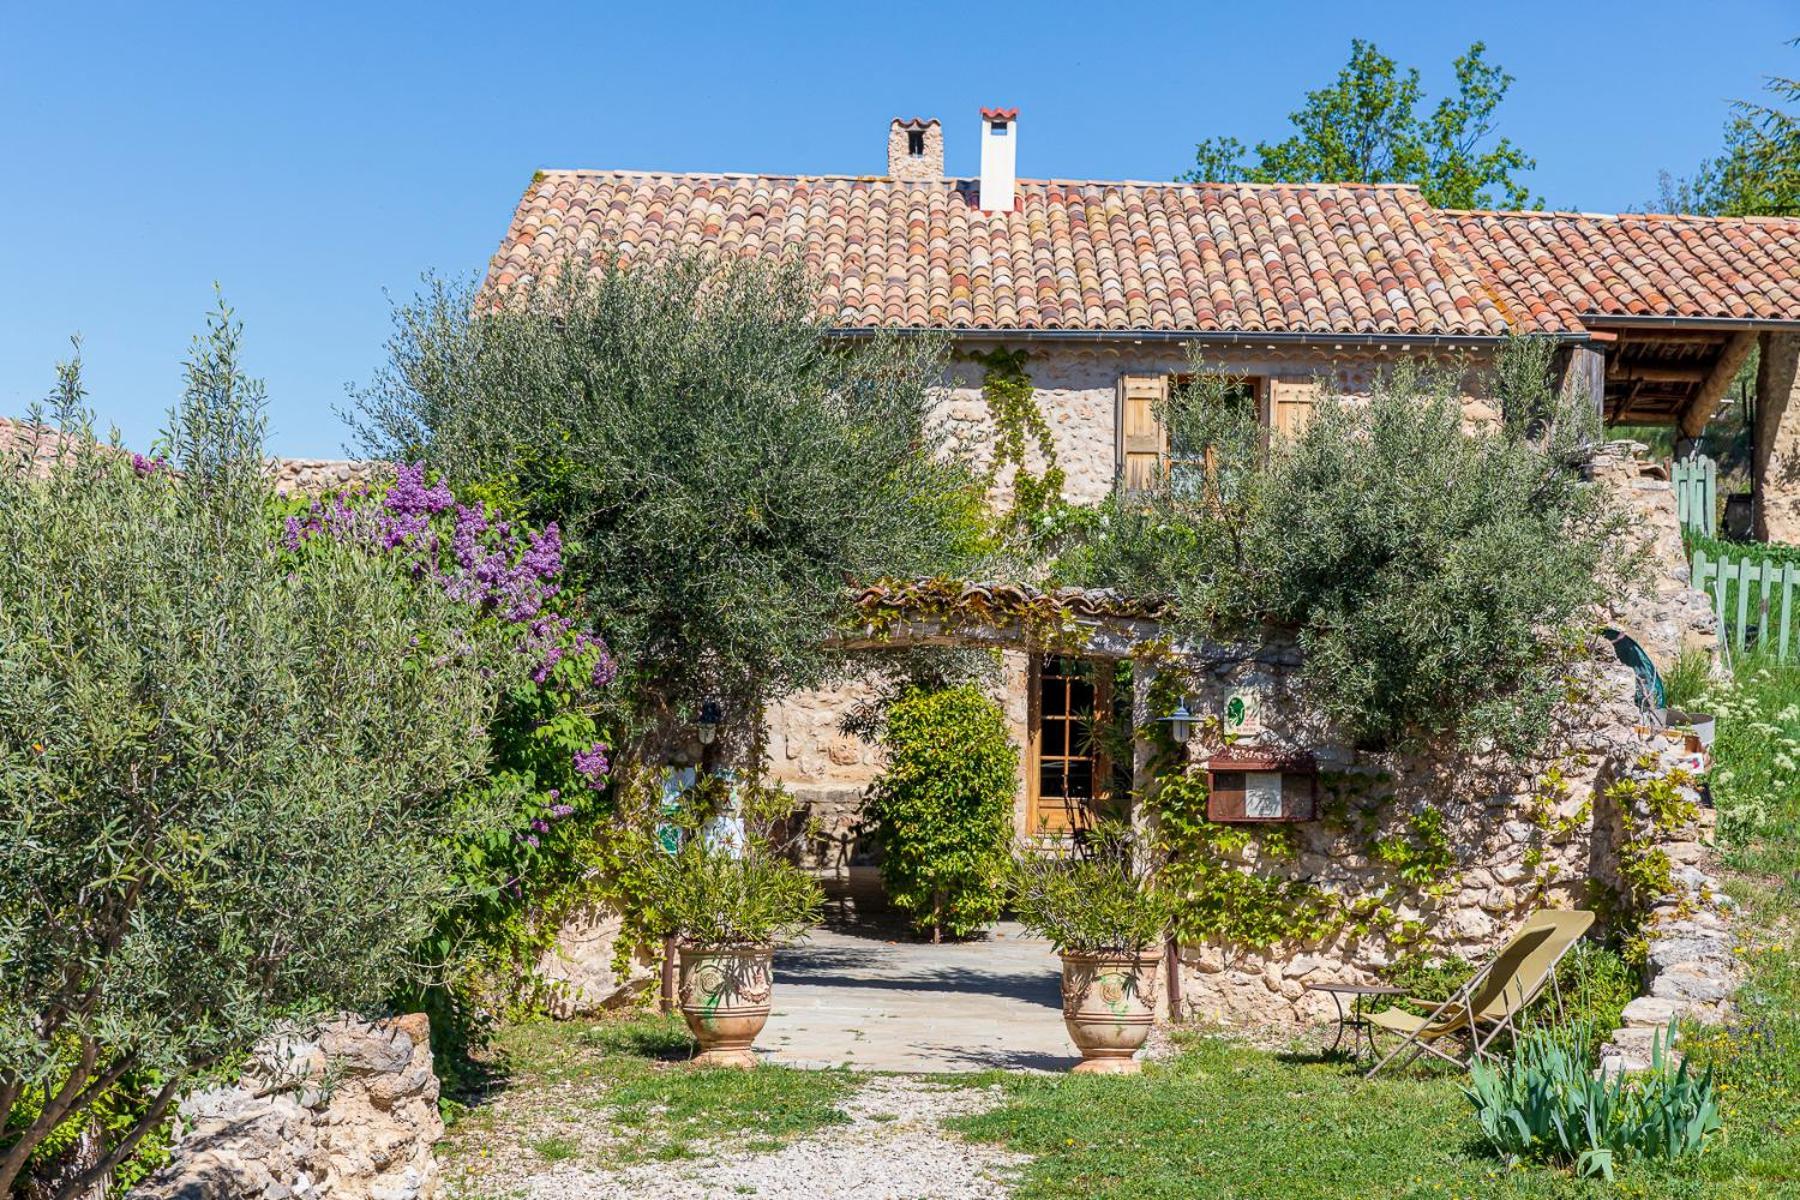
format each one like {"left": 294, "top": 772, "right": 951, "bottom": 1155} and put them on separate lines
{"left": 485, "top": 1076, "right": 1027, "bottom": 1200}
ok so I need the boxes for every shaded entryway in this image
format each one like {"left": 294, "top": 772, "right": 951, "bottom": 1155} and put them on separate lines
{"left": 760, "top": 921, "right": 1074, "bottom": 1072}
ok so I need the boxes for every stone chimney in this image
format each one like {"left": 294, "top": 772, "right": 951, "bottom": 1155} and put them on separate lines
{"left": 887, "top": 117, "right": 943, "bottom": 181}
{"left": 978, "top": 107, "right": 1018, "bottom": 211}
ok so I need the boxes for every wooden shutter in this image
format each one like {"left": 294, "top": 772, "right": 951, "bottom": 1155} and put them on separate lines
{"left": 1116, "top": 374, "right": 1169, "bottom": 490}
{"left": 1268, "top": 377, "right": 1319, "bottom": 439}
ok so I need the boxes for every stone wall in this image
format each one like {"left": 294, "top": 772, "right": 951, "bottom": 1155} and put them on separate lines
{"left": 1755, "top": 331, "right": 1800, "bottom": 544}
{"left": 927, "top": 341, "right": 1500, "bottom": 508}
{"left": 1584, "top": 440, "right": 1718, "bottom": 670}
{"left": 130, "top": 1014, "right": 443, "bottom": 1200}
{"left": 268, "top": 457, "right": 389, "bottom": 498}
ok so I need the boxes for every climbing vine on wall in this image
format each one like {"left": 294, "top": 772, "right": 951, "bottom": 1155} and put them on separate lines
{"left": 1137, "top": 665, "right": 1475, "bottom": 954}
{"left": 1595, "top": 755, "right": 1701, "bottom": 962}
{"left": 969, "top": 348, "right": 1065, "bottom": 531}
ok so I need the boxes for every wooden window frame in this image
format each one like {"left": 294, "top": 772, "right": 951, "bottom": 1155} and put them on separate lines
{"left": 1026, "top": 655, "right": 1114, "bottom": 836}
{"left": 1166, "top": 373, "right": 1266, "bottom": 481}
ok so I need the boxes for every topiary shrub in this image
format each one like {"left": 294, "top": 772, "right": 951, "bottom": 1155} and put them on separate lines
{"left": 866, "top": 685, "right": 1018, "bottom": 942}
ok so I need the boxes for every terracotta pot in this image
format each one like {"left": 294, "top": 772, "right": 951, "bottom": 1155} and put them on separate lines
{"left": 677, "top": 944, "right": 773, "bottom": 1068}
{"left": 1060, "top": 950, "right": 1161, "bottom": 1074}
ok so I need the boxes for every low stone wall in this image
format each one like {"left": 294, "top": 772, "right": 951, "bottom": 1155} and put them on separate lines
{"left": 1600, "top": 802, "right": 1740, "bottom": 1074}
{"left": 268, "top": 457, "right": 388, "bottom": 498}
{"left": 535, "top": 901, "right": 660, "bottom": 1017}
{"left": 1169, "top": 650, "right": 1647, "bottom": 1030}
{"left": 129, "top": 1014, "right": 443, "bottom": 1200}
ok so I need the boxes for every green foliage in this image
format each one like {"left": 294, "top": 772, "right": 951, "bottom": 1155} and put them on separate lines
{"left": 645, "top": 843, "right": 822, "bottom": 950}
{"left": 1654, "top": 45, "right": 1799, "bottom": 217}
{"left": 969, "top": 347, "right": 1066, "bottom": 541}
{"left": 1700, "top": 655, "right": 1800, "bottom": 884}
{"left": 1661, "top": 648, "right": 1715, "bottom": 712}
{"left": 1465, "top": 1021, "right": 1721, "bottom": 1182}
{"left": 642, "top": 779, "right": 822, "bottom": 949}
{"left": 1007, "top": 823, "right": 1172, "bottom": 955}
{"left": 0, "top": 309, "right": 514, "bottom": 1196}
{"left": 1374, "top": 808, "right": 1457, "bottom": 892}
{"left": 350, "top": 256, "right": 986, "bottom": 753}
{"left": 1150, "top": 773, "right": 1340, "bottom": 950}
{"left": 866, "top": 686, "right": 1018, "bottom": 941}
{"left": 1184, "top": 39, "right": 1538, "bottom": 209}
{"left": 1056, "top": 344, "right": 1623, "bottom": 752}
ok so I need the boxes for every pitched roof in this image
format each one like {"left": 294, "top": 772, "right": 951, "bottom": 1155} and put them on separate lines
{"left": 487, "top": 172, "right": 1516, "bottom": 336}
{"left": 486, "top": 171, "right": 1800, "bottom": 339}
{"left": 1447, "top": 210, "right": 1800, "bottom": 333}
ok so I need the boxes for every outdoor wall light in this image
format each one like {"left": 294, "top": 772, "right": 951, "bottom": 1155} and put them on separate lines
{"left": 1159, "top": 700, "right": 1196, "bottom": 745}
{"left": 696, "top": 698, "right": 723, "bottom": 745}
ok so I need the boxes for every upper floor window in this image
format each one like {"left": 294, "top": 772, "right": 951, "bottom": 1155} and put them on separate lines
{"left": 1115, "top": 372, "right": 1319, "bottom": 494}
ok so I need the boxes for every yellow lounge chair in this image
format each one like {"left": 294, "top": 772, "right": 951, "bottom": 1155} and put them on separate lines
{"left": 1365, "top": 909, "right": 1595, "bottom": 1078}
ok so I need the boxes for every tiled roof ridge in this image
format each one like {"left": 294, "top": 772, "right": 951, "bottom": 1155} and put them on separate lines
{"left": 530, "top": 167, "right": 1428, "bottom": 192}
{"left": 1448, "top": 206, "right": 1800, "bottom": 227}
{"left": 493, "top": 170, "right": 1800, "bottom": 333}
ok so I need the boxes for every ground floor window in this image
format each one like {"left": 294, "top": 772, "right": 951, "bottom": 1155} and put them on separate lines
{"left": 1027, "top": 655, "right": 1131, "bottom": 835}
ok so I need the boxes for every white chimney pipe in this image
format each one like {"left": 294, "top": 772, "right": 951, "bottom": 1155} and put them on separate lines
{"left": 978, "top": 107, "right": 1017, "bottom": 212}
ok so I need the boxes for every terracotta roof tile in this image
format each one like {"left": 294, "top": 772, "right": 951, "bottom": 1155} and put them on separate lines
{"left": 1447, "top": 210, "right": 1800, "bottom": 331}
{"left": 487, "top": 172, "right": 1800, "bottom": 337}
{"left": 487, "top": 173, "right": 1517, "bottom": 336}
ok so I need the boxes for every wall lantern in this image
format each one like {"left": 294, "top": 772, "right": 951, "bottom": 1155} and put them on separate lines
{"left": 697, "top": 698, "right": 723, "bottom": 745}
{"left": 1205, "top": 749, "right": 1318, "bottom": 823}
{"left": 1158, "top": 700, "right": 1197, "bottom": 745}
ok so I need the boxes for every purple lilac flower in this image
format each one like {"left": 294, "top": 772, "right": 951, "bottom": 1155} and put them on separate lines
{"left": 530, "top": 818, "right": 551, "bottom": 834}
{"left": 550, "top": 803, "right": 575, "bottom": 818}
{"left": 131, "top": 453, "right": 166, "bottom": 476}
{"left": 573, "top": 742, "right": 610, "bottom": 788}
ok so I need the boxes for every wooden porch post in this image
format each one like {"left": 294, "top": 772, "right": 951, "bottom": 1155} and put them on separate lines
{"left": 1562, "top": 344, "right": 1608, "bottom": 423}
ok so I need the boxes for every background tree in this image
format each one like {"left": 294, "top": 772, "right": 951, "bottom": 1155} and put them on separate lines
{"left": 350, "top": 256, "right": 988, "bottom": 761}
{"left": 1184, "top": 40, "right": 1538, "bottom": 209}
{"left": 1652, "top": 43, "right": 1798, "bottom": 217}
{"left": 0, "top": 309, "right": 518, "bottom": 1197}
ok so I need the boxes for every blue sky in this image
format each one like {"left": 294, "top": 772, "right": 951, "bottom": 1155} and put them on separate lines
{"left": 2, "top": 1, "right": 1793, "bottom": 456}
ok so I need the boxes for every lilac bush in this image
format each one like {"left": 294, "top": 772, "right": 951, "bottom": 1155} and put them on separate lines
{"left": 279, "top": 462, "right": 620, "bottom": 1058}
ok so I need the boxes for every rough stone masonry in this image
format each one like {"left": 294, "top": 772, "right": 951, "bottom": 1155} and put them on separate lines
{"left": 129, "top": 1014, "right": 444, "bottom": 1200}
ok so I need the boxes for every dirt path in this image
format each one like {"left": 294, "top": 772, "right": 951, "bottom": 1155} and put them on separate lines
{"left": 448, "top": 1075, "right": 1027, "bottom": 1200}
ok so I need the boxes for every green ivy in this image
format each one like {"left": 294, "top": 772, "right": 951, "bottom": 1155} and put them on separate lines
{"left": 1374, "top": 807, "right": 1457, "bottom": 894}
{"left": 969, "top": 348, "right": 1066, "bottom": 534}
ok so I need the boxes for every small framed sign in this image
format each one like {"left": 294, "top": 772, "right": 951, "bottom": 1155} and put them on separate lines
{"left": 1205, "top": 750, "right": 1317, "bottom": 823}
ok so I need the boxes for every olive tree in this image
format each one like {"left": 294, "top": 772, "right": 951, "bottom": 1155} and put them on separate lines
{"left": 0, "top": 309, "right": 518, "bottom": 1197}
{"left": 1054, "top": 341, "right": 1624, "bottom": 752}
{"left": 349, "top": 257, "right": 986, "bottom": 759}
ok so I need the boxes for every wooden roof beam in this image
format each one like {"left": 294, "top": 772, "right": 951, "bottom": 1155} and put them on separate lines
{"left": 1680, "top": 330, "right": 1759, "bottom": 437}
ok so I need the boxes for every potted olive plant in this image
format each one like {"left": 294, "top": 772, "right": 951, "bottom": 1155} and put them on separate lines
{"left": 647, "top": 779, "right": 822, "bottom": 1068}
{"left": 1009, "top": 823, "right": 1172, "bottom": 1074}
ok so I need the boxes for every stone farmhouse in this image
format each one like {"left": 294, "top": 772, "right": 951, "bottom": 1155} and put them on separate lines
{"left": 486, "top": 110, "right": 1784, "bottom": 1029}
{"left": 488, "top": 108, "right": 1799, "bottom": 829}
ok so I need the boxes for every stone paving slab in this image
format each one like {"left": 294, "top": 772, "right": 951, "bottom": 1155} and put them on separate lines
{"left": 759, "top": 922, "right": 1077, "bottom": 1072}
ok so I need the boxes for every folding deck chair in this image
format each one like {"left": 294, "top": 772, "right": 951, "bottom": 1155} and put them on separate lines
{"left": 1364, "top": 909, "right": 1594, "bottom": 1078}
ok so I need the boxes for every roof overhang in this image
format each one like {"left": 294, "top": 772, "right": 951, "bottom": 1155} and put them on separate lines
{"left": 824, "top": 326, "right": 1584, "bottom": 349}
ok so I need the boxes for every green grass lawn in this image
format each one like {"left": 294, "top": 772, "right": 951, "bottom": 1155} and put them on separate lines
{"left": 439, "top": 1012, "right": 855, "bottom": 1181}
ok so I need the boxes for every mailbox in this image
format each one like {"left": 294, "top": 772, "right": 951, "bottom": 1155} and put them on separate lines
{"left": 1205, "top": 750, "right": 1317, "bottom": 823}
